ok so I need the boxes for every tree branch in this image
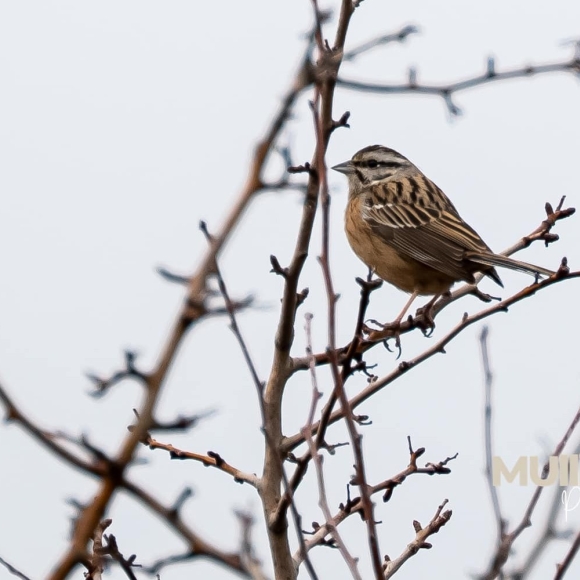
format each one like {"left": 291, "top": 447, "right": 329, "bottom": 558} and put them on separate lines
{"left": 481, "top": 401, "right": 580, "bottom": 579}
{"left": 284, "top": 262, "right": 578, "bottom": 451}
{"left": 338, "top": 55, "right": 580, "bottom": 116}
{"left": 143, "top": 433, "right": 259, "bottom": 487}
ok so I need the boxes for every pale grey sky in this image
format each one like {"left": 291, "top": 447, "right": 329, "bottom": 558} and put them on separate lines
{"left": 1, "top": 2, "right": 580, "bottom": 579}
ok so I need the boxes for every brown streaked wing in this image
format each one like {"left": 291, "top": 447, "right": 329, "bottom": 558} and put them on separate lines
{"left": 362, "top": 196, "right": 491, "bottom": 282}
{"left": 362, "top": 196, "right": 441, "bottom": 229}
{"left": 427, "top": 209, "right": 492, "bottom": 254}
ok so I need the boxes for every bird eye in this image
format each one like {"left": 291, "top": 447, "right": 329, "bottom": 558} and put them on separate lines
{"left": 367, "top": 159, "right": 378, "bottom": 168}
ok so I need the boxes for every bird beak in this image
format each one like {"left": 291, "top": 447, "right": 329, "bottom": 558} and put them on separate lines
{"left": 331, "top": 160, "right": 355, "bottom": 175}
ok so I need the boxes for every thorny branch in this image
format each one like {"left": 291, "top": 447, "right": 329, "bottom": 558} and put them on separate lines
{"left": 343, "top": 24, "right": 419, "bottom": 61}
{"left": 312, "top": 58, "right": 383, "bottom": 577}
{"left": 293, "top": 439, "right": 456, "bottom": 569}
{"left": 284, "top": 260, "right": 579, "bottom": 453}
{"left": 143, "top": 433, "right": 259, "bottom": 487}
{"left": 382, "top": 500, "right": 452, "bottom": 578}
{"left": 302, "top": 312, "right": 362, "bottom": 579}
{"left": 554, "top": 531, "right": 580, "bottom": 580}
{"left": 261, "top": 2, "right": 358, "bottom": 579}
{"left": 0, "top": 557, "right": 32, "bottom": 580}
{"left": 507, "top": 441, "right": 580, "bottom": 578}
{"left": 0, "top": 381, "right": 250, "bottom": 577}
{"left": 85, "top": 519, "right": 140, "bottom": 580}
{"left": 37, "top": 13, "right": 322, "bottom": 580}
{"left": 338, "top": 53, "right": 580, "bottom": 116}
{"left": 480, "top": 402, "right": 580, "bottom": 580}
{"left": 200, "top": 220, "right": 266, "bottom": 424}
{"left": 236, "top": 511, "right": 269, "bottom": 580}
{"left": 287, "top": 197, "right": 575, "bottom": 377}
{"left": 0, "top": 6, "right": 579, "bottom": 580}
{"left": 480, "top": 327, "right": 506, "bottom": 544}
{"left": 283, "top": 198, "right": 576, "bottom": 454}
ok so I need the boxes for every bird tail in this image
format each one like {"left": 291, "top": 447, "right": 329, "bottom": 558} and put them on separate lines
{"left": 466, "top": 251, "right": 555, "bottom": 279}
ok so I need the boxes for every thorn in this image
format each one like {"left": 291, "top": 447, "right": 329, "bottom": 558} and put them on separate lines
{"left": 199, "top": 220, "right": 213, "bottom": 241}
{"left": 287, "top": 162, "right": 312, "bottom": 175}
{"left": 486, "top": 55, "right": 496, "bottom": 77}
{"left": 270, "top": 255, "right": 289, "bottom": 277}
{"left": 442, "top": 91, "right": 462, "bottom": 116}
{"left": 332, "top": 110, "right": 351, "bottom": 131}
{"left": 156, "top": 266, "right": 191, "bottom": 285}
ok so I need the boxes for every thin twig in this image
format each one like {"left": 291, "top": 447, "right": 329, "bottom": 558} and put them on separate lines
{"left": 0, "top": 383, "right": 249, "bottom": 576}
{"left": 338, "top": 55, "right": 580, "bottom": 116}
{"left": 302, "top": 313, "right": 361, "bottom": 579}
{"left": 45, "top": 20, "right": 319, "bottom": 580}
{"left": 480, "top": 327, "right": 506, "bottom": 541}
{"left": 285, "top": 264, "right": 579, "bottom": 450}
{"left": 0, "top": 558, "right": 32, "bottom": 580}
{"left": 143, "top": 434, "right": 259, "bottom": 487}
{"left": 482, "top": 402, "right": 580, "bottom": 579}
{"left": 235, "top": 511, "right": 270, "bottom": 580}
{"left": 312, "top": 272, "right": 382, "bottom": 451}
{"left": 554, "top": 531, "right": 580, "bottom": 580}
{"left": 508, "top": 440, "right": 580, "bottom": 578}
{"left": 261, "top": 3, "right": 357, "bottom": 578}
{"left": 383, "top": 500, "right": 452, "bottom": 578}
{"left": 85, "top": 519, "right": 111, "bottom": 580}
{"left": 311, "top": 22, "right": 383, "bottom": 572}
{"left": 293, "top": 441, "right": 455, "bottom": 568}
{"left": 200, "top": 220, "right": 266, "bottom": 425}
{"left": 343, "top": 25, "right": 419, "bottom": 61}
{"left": 290, "top": 198, "right": 574, "bottom": 369}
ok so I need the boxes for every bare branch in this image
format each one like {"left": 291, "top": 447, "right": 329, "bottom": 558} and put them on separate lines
{"left": 554, "top": 531, "right": 580, "bottom": 580}
{"left": 481, "top": 402, "right": 580, "bottom": 579}
{"left": 338, "top": 55, "right": 580, "bottom": 116}
{"left": 236, "top": 511, "right": 270, "bottom": 580}
{"left": 372, "top": 438, "right": 458, "bottom": 504}
{"left": 343, "top": 25, "right": 419, "bottom": 61}
{"left": 147, "top": 409, "right": 216, "bottom": 432}
{"left": 0, "top": 383, "right": 103, "bottom": 477}
{"left": 0, "top": 382, "right": 250, "bottom": 576}
{"left": 383, "top": 500, "right": 452, "bottom": 578}
{"left": 200, "top": 221, "right": 266, "bottom": 424}
{"left": 312, "top": 73, "right": 383, "bottom": 576}
{"left": 261, "top": 3, "right": 358, "bottom": 578}
{"left": 143, "top": 433, "right": 259, "bottom": 487}
{"left": 508, "top": 440, "right": 580, "bottom": 578}
{"left": 0, "top": 557, "right": 32, "bottom": 580}
{"left": 156, "top": 266, "right": 191, "bottom": 285}
{"left": 284, "top": 263, "right": 579, "bottom": 451}
{"left": 480, "top": 327, "right": 506, "bottom": 542}
{"left": 43, "top": 17, "right": 320, "bottom": 580}
{"left": 293, "top": 441, "right": 455, "bottom": 568}
{"left": 94, "top": 528, "right": 141, "bottom": 580}
{"left": 286, "top": 197, "right": 575, "bottom": 379}
{"left": 123, "top": 479, "right": 248, "bottom": 576}
{"left": 85, "top": 519, "right": 111, "bottom": 580}
{"left": 302, "top": 313, "right": 361, "bottom": 579}
{"left": 86, "top": 350, "right": 147, "bottom": 396}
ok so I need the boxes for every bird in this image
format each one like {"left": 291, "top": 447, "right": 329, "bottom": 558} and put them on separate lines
{"left": 332, "top": 144, "right": 555, "bottom": 326}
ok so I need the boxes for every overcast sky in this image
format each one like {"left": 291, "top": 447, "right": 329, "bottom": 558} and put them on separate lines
{"left": 1, "top": 2, "right": 580, "bottom": 579}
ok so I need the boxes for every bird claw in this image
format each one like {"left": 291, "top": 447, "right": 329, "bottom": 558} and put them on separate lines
{"left": 469, "top": 286, "right": 501, "bottom": 303}
{"left": 382, "top": 329, "right": 403, "bottom": 359}
{"left": 363, "top": 318, "right": 404, "bottom": 357}
{"left": 414, "top": 305, "right": 436, "bottom": 336}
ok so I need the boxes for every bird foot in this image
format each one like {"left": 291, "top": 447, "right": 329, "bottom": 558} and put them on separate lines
{"left": 469, "top": 286, "right": 501, "bottom": 303}
{"left": 414, "top": 305, "right": 436, "bottom": 337}
{"left": 363, "top": 318, "right": 407, "bottom": 359}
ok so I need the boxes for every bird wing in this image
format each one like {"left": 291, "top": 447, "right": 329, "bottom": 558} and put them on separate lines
{"left": 361, "top": 193, "right": 492, "bottom": 282}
